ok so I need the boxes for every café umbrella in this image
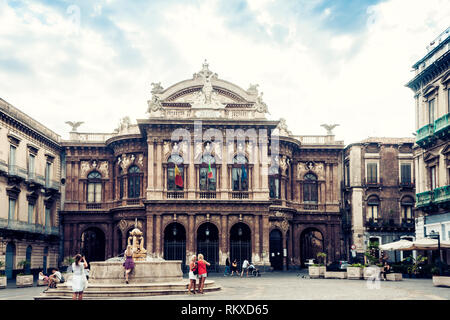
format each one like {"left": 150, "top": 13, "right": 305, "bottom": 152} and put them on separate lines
{"left": 379, "top": 239, "right": 414, "bottom": 251}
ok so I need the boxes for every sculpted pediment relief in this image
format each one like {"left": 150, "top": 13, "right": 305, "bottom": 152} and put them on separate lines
{"left": 297, "top": 161, "right": 325, "bottom": 180}
{"left": 423, "top": 151, "right": 439, "bottom": 163}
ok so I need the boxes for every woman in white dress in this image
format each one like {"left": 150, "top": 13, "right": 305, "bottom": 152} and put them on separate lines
{"left": 72, "top": 254, "right": 88, "bottom": 300}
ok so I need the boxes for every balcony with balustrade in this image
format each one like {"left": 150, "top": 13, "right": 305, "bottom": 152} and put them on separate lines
{"left": 0, "top": 218, "right": 59, "bottom": 237}
{"left": 415, "top": 124, "right": 435, "bottom": 148}
{"left": 433, "top": 185, "right": 450, "bottom": 207}
{"left": 434, "top": 113, "right": 450, "bottom": 138}
{"left": 416, "top": 190, "right": 433, "bottom": 208}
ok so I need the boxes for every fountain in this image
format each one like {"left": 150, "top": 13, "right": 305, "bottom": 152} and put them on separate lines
{"left": 35, "top": 220, "right": 221, "bottom": 299}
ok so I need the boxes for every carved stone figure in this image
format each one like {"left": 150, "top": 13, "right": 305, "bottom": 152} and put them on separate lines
{"left": 80, "top": 161, "right": 90, "bottom": 178}
{"left": 255, "top": 92, "right": 269, "bottom": 114}
{"left": 65, "top": 121, "right": 84, "bottom": 132}
{"left": 151, "top": 82, "right": 164, "bottom": 94}
{"left": 321, "top": 123, "right": 339, "bottom": 135}
{"left": 247, "top": 84, "right": 259, "bottom": 95}
{"left": 147, "top": 95, "right": 163, "bottom": 113}
{"left": 277, "top": 118, "right": 292, "bottom": 136}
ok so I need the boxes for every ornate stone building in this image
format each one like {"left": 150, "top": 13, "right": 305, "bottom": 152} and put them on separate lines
{"left": 342, "top": 138, "right": 416, "bottom": 263}
{"left": 0, "top": 98, "right": 62, "bottom": 279}
{"left": 407, "top": 27, "right": 450, "bottom": 264}
{"left": 60, "top": 62, "right": 345, "bottom": 270}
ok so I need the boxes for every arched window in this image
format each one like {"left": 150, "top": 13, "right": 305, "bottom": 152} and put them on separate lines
{"left": 232, "top": 155, "right": 248, "bottom": 191}
{"left": 87, "top": 171, "right": 102, "bottom": 203}
{"left": 269, "top": 160, "right": 280, "bottom": 199}
{"left": 128, "top": 165, "right": 141, "bottom": 198}
{"left": 200, "top": 154, "right": 216, "bottom": 191}
{"left": 366, "top": 195, "right": 379, "bottom": 223}
{"left": 303, "top": 173, "right": 318, "bottom": 203}
{"left": 167, "top": 155, "right": 184, "bottom": 191}
{"left": 401, "top": 196, "right": 414, "bottom": 223}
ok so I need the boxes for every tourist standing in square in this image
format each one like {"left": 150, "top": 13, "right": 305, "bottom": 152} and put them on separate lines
{"left": 187, "top": 255, "right": 198, "bottom": 294}
{"left": 241, "top": 259, "right": 249, "bottom": 277}
{"left": 71, "top": 254, "right": 88, "bottom": 300}
{"left": 197, "top": 254, "right": 210, "bottom": 294}
{"left": 123, "top": 245, "right": 135, "bottom": 284}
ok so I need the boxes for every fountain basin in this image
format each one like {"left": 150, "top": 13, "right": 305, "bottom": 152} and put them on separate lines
{"left": 89, "top": 260, "right": 183, "bottom": 284}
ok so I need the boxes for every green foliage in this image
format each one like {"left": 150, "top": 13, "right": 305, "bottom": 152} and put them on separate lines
{"left": 350, "top": 263, "right": 364, "bottom": 268}
{"left": 316, "top": 252, "right": 327, "bottom": 265}
{"left": 364, "top": 241, "right": 380, "bottom": 265}
{"left": 63, "top": 256, "right": 75, "bottom": 266}
{"left": 17, "top": 260, "right": 31, "bottom": 275}
{"left": 0, "top": 261, "right": 5, "bottom": 277}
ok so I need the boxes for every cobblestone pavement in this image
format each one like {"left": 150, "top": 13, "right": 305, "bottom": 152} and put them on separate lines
{"left": 0, "top": 270, "right": 449, "bottom": 300}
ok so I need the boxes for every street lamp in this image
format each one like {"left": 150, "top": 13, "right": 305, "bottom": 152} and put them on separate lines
{"left": 427, "top": 230, "right": 441, "bottom": 275}
{"left": 172, "top": 224, "right": 177, "bottom": 237}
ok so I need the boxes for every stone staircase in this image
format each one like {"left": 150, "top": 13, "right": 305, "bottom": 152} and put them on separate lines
{"left": 34, "top": 280, "right": 221, "bottom": 300}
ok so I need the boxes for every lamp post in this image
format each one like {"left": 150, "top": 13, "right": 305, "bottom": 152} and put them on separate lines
{"left": 427, "top": 230, "right": 441, "bottom": 275}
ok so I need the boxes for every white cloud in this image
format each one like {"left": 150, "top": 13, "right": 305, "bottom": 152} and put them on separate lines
{"left": 0, "top": 0, "right": 449, "bottom": 144}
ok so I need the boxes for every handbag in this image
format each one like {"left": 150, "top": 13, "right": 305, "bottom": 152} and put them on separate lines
{"left": 192, "top": 262, "right": 198, "bottom": 275}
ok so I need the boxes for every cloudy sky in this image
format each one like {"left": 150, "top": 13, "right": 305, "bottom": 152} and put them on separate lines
{"left": 0, "top": 0, "right": 449, "bottom": 142}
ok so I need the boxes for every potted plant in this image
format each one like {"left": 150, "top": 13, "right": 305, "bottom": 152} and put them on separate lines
{"left": 347, "top": 263, "right": 364, "bottom": 280}
{"left": 16, "top": 260, "right": 33, "bottom": 288}
{"left": 0, "top": 261, "right": 6, "bottom": 289}
{"left": 308, "top": 252, "right": 327, "bottom": 278}
{"left": 406, "top": 255, "right": 427, "bottom": 278}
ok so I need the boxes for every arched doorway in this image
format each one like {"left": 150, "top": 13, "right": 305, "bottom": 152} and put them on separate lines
{"left": 81, "top": 227, "right": 106, "bottom": 263}
{"left": 25, "top": 245, "right": 32, "bottom": 274}
{"left": 300, "top": 228, "right": 324, "bottom": 266}
{"left": 164, "top": 223, "right": 186, "bottom": 272}
{"left": 230, "top": 223, "right": 251, "bottom": 266}
{"left": 197, "top": 223, "right": 219, "bottom": 272}
{"left": 5, "top": 242, "right": 15, "bottom": 279}
{"left": 269, "top": 229, "right": 283, "bottom": 270}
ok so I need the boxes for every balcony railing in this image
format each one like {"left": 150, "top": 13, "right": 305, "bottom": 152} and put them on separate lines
{"left": 198, "top": 191, "right": 217, "bottom": 199}
{"left": 45, "top": 180, "right": 60, "bottom": 191}
{"left": 433, "top": 185, "right": 450, "bottom": 204}
{"left": 86, "top": 203, "right": 103, "bottom": 209}
{"left": 416, "top": 123, "right": 435, "bottom": 147}
{"left": 0, "top": 218, "right": 59, "bottom": 236}
{"left": 7, "top": 165, "right": 27, "bottom": 180}
{"left": 434, "top": 113, "right": 450, "bottom": 137}
{"left": 364, "top": 178, "right": 382, "bottom": 188}
{"left": 416, "top": 190, "right": 433, "bottom": 207}
{"left": 126, "top": 199, "right": 142, "bottom": 206}
{"left": 229, "top": 191, "right": 250, "bottom": 199}
{"left": 166, "top": 191, "right": 186, "bottom": 199}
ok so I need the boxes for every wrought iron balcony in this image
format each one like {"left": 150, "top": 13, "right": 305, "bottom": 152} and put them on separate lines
{"left": 433, "top": 185, "right": 450, "bottom": 205}
{"left": 0, "top": 218, "right": 59, "bottom": 236}
{"left": 416, "top": 190, "right": 433, "bottom": 207}
{"left": 415, "top": 123, "right": 435, "bottom": 147}
{"left": 229, "top": 191, "right": 250, "bottom": 199}
{"left": 166, "top": 191, "right": 186, "bottom": 199}
{"left": 366, "top": 218, "right": 380, "bottom": 228}
{"left": 364, "top": 177, "right": 382, "bottom": 188}
{"left": 434, "top": 113, "right": 450, "bottom": 138}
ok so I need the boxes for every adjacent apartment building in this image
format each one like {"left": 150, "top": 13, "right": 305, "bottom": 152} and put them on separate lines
{"left": 342, "top": 137, "right": 416, "bottom": 262}
{"left": 407, "top": 27, "right": 450, "bottom": 264}
{"left": 0, "top": 98, "right": 62, "bottom": 279}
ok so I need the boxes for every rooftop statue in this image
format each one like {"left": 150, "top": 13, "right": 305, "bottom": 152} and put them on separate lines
{"left": 320, "top": 123, "right": 339, "bottom": 135}
{"left": 65, "top": 121, "right": 84, "bottom": 132}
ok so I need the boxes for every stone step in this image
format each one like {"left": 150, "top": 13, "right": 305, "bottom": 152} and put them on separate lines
{"left": 34, "top": 286, "right": 221, "bottom": 299}
{"left": 49, "top": 280, "right": 216, "bottom": 292}
{"left": 34, "top": 280, "right": 220, "bottom": 299}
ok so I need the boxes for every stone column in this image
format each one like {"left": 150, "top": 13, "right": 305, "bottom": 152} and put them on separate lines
{"left": 221, "top": 142, "right": 228, "bottom": 199}
{"left": 258, "top": 137, "right": 269, "bottom": 200}
{"left": 282, "top": 232, "right": 287, "bottom": 271}
{"left": 288, "top": 224, "right": 293, "bottom": 269}
{"left": 253, "top": 215, "right": 260, "bottom": 263}
{"left": 107, "top": 223, "right": 113, "bottom": 259}
{"left": 220, "top": 214, "right": 228, "bottom": 264}
{"left": 261, "top": 214, "right": 270, "bottom": 266}
{"left": 155, "top": 140, "right": 163, "bottom": 199}
{"left": 155, "top": 214, "right": 162, "bottom": 258}
{"left": 147, "top": 137, "right": 155, "bottom": 199}
{"left": 188, "top": 142, "right": 196, "bottom": 199}
{"left": 146, "top": 214, "right": 154, "bottom": 256}
{"left": 187, "top": 214, "right": 195, "bottom": 259}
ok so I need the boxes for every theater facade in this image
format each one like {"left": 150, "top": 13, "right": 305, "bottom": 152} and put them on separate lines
{"left": 60, "top": 62, "right": 345, "bottom": 271}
